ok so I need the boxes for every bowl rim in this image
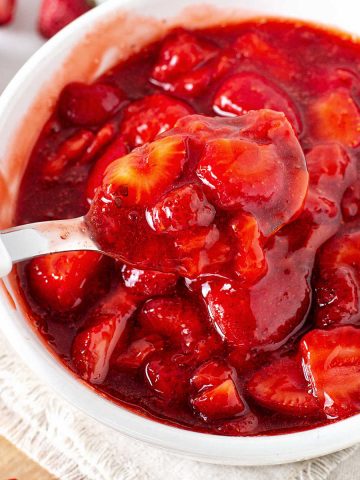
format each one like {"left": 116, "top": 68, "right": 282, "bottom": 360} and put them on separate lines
{"left": 1, "top": 0, "right": 360, "bottom": 466}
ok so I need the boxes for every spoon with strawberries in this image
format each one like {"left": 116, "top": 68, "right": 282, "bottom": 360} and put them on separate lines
{"left": 0, "top": 110, "right": 308, "bottom": 278}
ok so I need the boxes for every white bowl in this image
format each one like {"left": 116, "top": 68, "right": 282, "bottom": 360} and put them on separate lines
{"left": 0, "top": 0, "right": 360, "bottom": 466}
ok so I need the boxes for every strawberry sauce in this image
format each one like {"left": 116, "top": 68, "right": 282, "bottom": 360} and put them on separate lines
{"left": 15, "top": 19, "right": 360, "bottom": 435}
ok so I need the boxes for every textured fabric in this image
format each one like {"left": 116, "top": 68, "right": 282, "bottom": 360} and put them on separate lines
{"left": 0, "top": 1, "right": 360, "bottom": 479}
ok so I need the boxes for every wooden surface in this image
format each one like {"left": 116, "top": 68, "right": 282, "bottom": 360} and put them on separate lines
{"left": 0, "top": 436, "right": 56, "bottom": 480}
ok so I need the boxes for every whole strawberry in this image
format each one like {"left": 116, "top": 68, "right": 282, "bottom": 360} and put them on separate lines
{"left": 0, "top": 0, "right": 15, "bottom": 25}
{"left": 38, "top": 0, "right": 94, "bottom": 39}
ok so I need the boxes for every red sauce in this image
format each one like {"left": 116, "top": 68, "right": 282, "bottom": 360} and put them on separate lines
{"left": 15, "top": 19, "right": 360, "bottom": 436}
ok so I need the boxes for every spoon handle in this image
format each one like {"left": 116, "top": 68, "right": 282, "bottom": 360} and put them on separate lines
{"left": 0, "top": 216, "right": 99, "bottom": 277}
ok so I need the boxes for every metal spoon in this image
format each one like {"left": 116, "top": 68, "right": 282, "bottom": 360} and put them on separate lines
{"left": 0, "top": 216, "right": 99, "bottom": 277}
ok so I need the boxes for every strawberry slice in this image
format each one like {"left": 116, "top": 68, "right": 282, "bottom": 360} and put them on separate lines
{"left": 230, "top": 212, "right": 267, "bottom": 285}
{"left": 150, "top": 30, "right": 218, "bottom": 96}
{"left": 28, "top": 251, "right": 102, "bottom": 312}
{"left": 314, "top": 266, "right": 360, "bottom": 327}
{"left": 247, "top": 357, "right": 320, "bottom": 416}
{"left": 200, "top": 277, "right": 255, "bottom": 349}
{"left": 309, "top": 89, "right": 360, "bottom": 147}
{"left": 300, "top": 326, "right": 360, "bottom": 418}
{"left": 139, "top": 296, "right": 204, "bottom": 351}
{"left": 144, "top": 352, "right": 190, "bottom": 401}
{"left": 42, "top": 129, "right": 94, "bottom": 179}
{"left": 342, "top": 182, "right": 360, "bottom": 221}
{"left": 121, "top": 265, "right": 177, "bottom": 296}
{"left": 147, "top": 183, "right": 216, "bottom": 233}
{"left": 38, "top": 0, "right": 93, "bottom": 38}
{"left": 213, "top": 72, "right": 301, "bottom": 134}
{"left": 80, "top": 123, "right": 117, "bottom": 166}
{"left": 86, "top": 135, "right": 128, "bottom": 201}
{"left": 103, "top": 135, "right": 187, "bottom": 206}
{"left": 120, "top": 93, "right": 193, "bottom": 148}
{"left": 72, "top": 286, "right": 139, "bottom": 384}
{"left": 114, "top": 334, "right": 164, "bottom": 370}
{"left": 172, "top": 225, "right": 232, "bottom": 277}
{"left": 233, "top": 33, "right": 296, "bottom": 82}
{"left": 0, "top": 0, "right": 15, "bottom": 25}
{"left": 313, "top": 230, "right": 360, "bottom": 327}
{"left": 195, "top": 110, "right": 308, "bottom": 236}
{"left": 190, "top": 360, "right": 246, "bottom": 420}
{"left": 58, "top": 82, "right": 125, "bottom": 127}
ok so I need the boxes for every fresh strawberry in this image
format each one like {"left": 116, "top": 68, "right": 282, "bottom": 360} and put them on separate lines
{"left": 120, "top": 93, "right": 193, "bottom": 148}
{"left": 138, "top": 296, "right": 204, "bottom": 351}
{"left": 38, "top": 0, "right": 93, "bottom": 39}
{"left": 43, "top": 129, "right": 94, "bottom": 179}
{"left": 58, "top": 82, "right": 125, "bottom": 127}
{"left": 86, "top": 135, "right": 128, "bottom": 201}
{"left": 0, "top": 0, "right": 15, "bottom": 25}
{"left": 72, "top": 286, "right": 139, "bottom": 384}
{"left": 190, "top": 360, "right": 246, "bottom": 420}
{"left": 230, "top": 212, "right": 267, "bottom": 285}
{"left": 172, "top": 225, "right": 232, "bottom": 277}
{"left": 195, "top": 110, "right": 308, "bottom": 236}
{"left": 103, "top": 135, "right": 187, "bottom": 206}
{"left": 200, "top": 278, "right": 255, "bottom": 348}
{"left": 309, "top": 89, "right": 360, "bottom": 147}
{"left": 114, "top": 334, "right": 164, "bottom": 370}
{"left": 300, "top": 326, "right": 360, "bottom": 418}
{"left": 147, "top": 183, "right": 216, "bottom": 233}
{"left": 121, "top": 264, "right": 177, "bottom": 296}
{"left": 213, "top": 72, "right": 301, "bottom": 134}
{"left": 150, "top": 30, "right": 218, "bottom": 96}
{"left": 144, "top": 352, "right": 189, "bottom": 401}
{"left": 28, "top": 251, "right": 102, "bottom": 312}
{"left": 247, "top": 357, "right": 320, "bottom": 416}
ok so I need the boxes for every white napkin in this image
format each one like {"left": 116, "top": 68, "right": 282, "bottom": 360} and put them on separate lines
{"left": 0, "top": 2, "right": 359, "bottom": 479}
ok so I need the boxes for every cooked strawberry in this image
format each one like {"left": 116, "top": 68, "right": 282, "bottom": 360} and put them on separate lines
{"left": 306, "top": 143, "right": 353, "bottom": 185}
{"left": 38, "top": 0, "right": 93, "bottom": 39}
{"left": 120, "top": 94, "right": 193, "bottom": 148}
{"left": 233, "top": 33, "right": 296, "bottom": 81}
{"left": 138, "top": 296, "right": 204, "bottom": 351}
{"left": 80, "top": 123, "right": 117, "bottom": 166}
{"left": 230, "top": 212, "right": 267, "bottom": 285}
{"left": 144, "top": 352, "right": 189, "bottom": 401}
{"left": 195, "top": 110, "right": 308, "bottom": 236}
{"left": 103, "top": 135, "right": 187, "bottom": 206}
{"left": 190, "top": 360, "right": 246, "bottom": 420}
{"left": 72, "top": 286, "right": 139, "bottom": 384}
{"left": 200, "top": 278, "right": 255, "bottom": 348}
{"left": 215, "top": 412, "right": 259, "bottom": 435}
{"left": 309, "top": 89, "right": 360, "bottom": 147}
{"left": 0, "top": 0, "right": 15, "bottom": 25}
{"left": 114, "top": 334, "right": 164, "bottom": 370}
{"left": 213, "top": 72, "right": 301, "bottom": 134}
{"left": 190, "top": 332, "right": 224, "bottom": 365}
{"left": 147, "top": 184, "right": 216, "bottom": 233}
{"left": 247, "top": 357, "right": 320, "bottom": 416}
{"left": 150, "top": 30, "right": 218, "bottom": 95}
{"left": 86, "top": 135, "right": 128, "bottom": 201}
{"left": 58, "top": 82, "right": 125, "bottom": 127}
{"left": 314, "top": 266, "right": 360, "bottom": 327}
{"left": 43, "top": 129, "right": 94, "bottom": 179}
{"left": 172, "top": 225, "right": 232, "bottom": 277}
{"left": 121, "top": 265, "right": 177, "bottom": 296}
{"left": 28, "top": 251, "right": 102, "bottom": 312}
{"left": 300, "top": 326, "right": 360, "bottom": 418}
{"left": 190, "top": 359, "right": 233, "bottom": 391}
{"left": 342, "top": 183, "right": 360, "bottom": 221}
